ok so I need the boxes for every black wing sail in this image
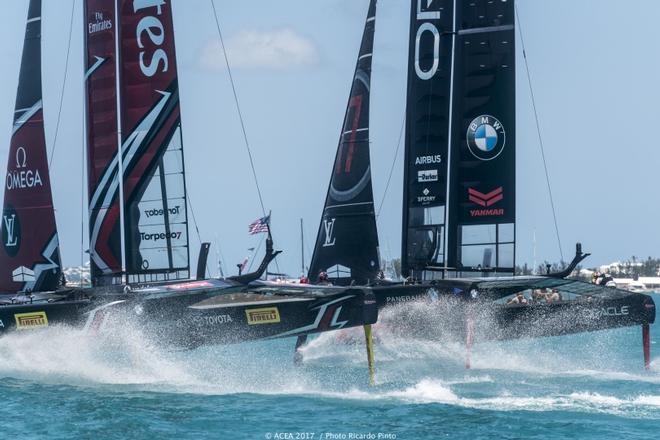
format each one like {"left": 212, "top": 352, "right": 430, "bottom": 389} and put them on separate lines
{"left": 446, "top": 0, "right": 515, "bottom": 274}
{"left": 401, "top": 0, "right": 455, "bottom": 279}
{"left": 308, "top": 0, "right": 379, "bottom": 286}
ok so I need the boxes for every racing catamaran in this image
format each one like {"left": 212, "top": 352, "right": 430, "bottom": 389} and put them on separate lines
{"left": 0, "top": 0, "right": 377, "bottom": 352}
{"left": 304, "top": 0, "right": 655, "bottom": 369}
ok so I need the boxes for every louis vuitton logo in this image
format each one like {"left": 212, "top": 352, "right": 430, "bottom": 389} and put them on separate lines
{"left": 3, "top": 214, "right": 18, "bottom": 247}
{"left": 323, "top": 218, "right": 336, "bottom": 247}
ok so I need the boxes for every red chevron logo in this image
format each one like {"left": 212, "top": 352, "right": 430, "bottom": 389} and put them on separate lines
{"left": 468, "top": 187, "right": 503, "bottom": 207}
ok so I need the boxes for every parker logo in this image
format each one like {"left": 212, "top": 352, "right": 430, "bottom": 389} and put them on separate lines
{"left": 246, "top": 307, "right": 281, "bottom": 325}
{"left": 417, "top": 169, "right": 438, "bottom": 183}
{"left": 15, "top": 311, "right": 48, "bottom": 330}
{"left": 468, "top": 187, "right": 504, "bottom": 217}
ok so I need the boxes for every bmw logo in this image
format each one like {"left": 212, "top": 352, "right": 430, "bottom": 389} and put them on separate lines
{"left": 466, "top": 115, "right": 506, "bottom": 161}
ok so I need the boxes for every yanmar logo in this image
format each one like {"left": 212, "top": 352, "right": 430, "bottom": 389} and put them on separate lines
{"left": 468, "top": 187, "right": 504, "bottom": 217}
{"left": 14, "top": 311, "right": 48, "bottom": 330}
{"left": 246, "top": 307, "right": 281, "bottom": 325}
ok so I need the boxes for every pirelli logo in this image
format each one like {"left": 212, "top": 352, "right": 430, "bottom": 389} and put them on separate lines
{"left": 14, "top": 311, "right": 48, "bottom": 330}
{"left": 245, "top": 307, "right": 280, "bottom": 325}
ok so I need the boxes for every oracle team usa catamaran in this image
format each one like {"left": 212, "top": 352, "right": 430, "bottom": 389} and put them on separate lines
{"left": 300, "top": 0, "right": 655, "bottom": 368}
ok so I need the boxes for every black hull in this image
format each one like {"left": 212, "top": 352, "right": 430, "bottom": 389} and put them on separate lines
{"left": 0, "top": 281, "right": 377, "bottom": 350}
{"left": 371, "top": 282, "right": 656, "bottom": 341}
{"left": 0, "top": 297, "right": 89, "bottom": 332}
{"left": 93, "top": 288, "right": 376, "bottom": 349}
{"left": 490, "top": 294, "right": 655, "bottom": 340}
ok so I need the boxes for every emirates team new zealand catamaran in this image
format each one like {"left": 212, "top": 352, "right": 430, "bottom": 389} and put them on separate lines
{"left": 302, "top": 0, "right": 655, "bottom": 368}
{"left": 0, "top": 0, "right": 378, "bottom": 349}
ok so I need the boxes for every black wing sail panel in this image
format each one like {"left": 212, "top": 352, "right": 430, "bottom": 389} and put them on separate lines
{"left": 0, "top": 0, "right": 63, "bottom": 293}
{"left": 401, "top": 0, "right": 455, "bottom": 278}
{"left": 308, "top": 0, "right": 379, "bottom": 285}
{"left": 446, "top": 0, "right": 515, "bottom": 274}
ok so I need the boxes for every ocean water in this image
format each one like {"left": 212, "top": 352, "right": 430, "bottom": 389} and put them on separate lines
{"left": 1, "top": 296, "right": 660, "bottom": 439}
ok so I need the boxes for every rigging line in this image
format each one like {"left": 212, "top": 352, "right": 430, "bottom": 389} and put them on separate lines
{"left": 515, "top": 4, "right": 564, "bottom": 261}
{"left": 49, "top": 0, "right": 77, "bottom": 169}
{"left": 214, "top": 234, "right": 227, "bottom": 277}
{"left": 210, "top": 0, "right": 266, "bottom": 216}
{"left": 210, "top": 1, "right": 281, "bottom": 277}
{"left": 80, "top": 65, "right": 86, "bottom": 288}
{"left": 376, "top": 114, "right": 405, "bottom": 218}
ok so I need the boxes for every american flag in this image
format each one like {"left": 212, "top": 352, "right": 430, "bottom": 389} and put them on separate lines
{"left": 248, "top": 214, "right": 270, "bottom": 235}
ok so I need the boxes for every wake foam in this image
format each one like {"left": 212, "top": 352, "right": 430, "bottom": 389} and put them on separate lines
{"left": 319, "top": 379, "right": 660, "bottom": 418}
{"left": 301, "top": 302, "right": 660, "bottom": 383}
{"left": 0, "top": 310, "right": 658, "bottom": 422}
{"left": 0, "top": 324, "right": 196, "bottom": 386}
{"left": 0, "top": 324, "right": 342, "bottom": 396}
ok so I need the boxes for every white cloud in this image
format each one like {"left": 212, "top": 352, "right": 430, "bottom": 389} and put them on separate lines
{"left": 200, "top": 28, "right": 319, "bottom": 71}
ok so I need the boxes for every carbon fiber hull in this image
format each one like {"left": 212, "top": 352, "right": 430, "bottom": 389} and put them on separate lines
{"left": 0, "top": 281, "right": 377, "bottom": 349}
{"left": 371, "top": 282, "right": 655, "bottom": 341}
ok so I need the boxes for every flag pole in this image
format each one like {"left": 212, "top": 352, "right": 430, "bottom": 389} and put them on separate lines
{"left": 266, "top": 210, "right": 272, "bottom": 280}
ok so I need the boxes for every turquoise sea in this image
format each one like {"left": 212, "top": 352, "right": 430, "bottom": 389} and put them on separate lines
{"left": 2, "top": 295, "right": 660, "bottom": 440}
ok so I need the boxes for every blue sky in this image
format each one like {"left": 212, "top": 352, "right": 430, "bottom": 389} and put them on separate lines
{"left": 0, "top": 0, "right": 659, "bottom": 277}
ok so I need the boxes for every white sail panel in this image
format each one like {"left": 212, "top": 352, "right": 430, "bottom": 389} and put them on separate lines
{"left": 131, "top": 126, "right": 189, "bottom": 275}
